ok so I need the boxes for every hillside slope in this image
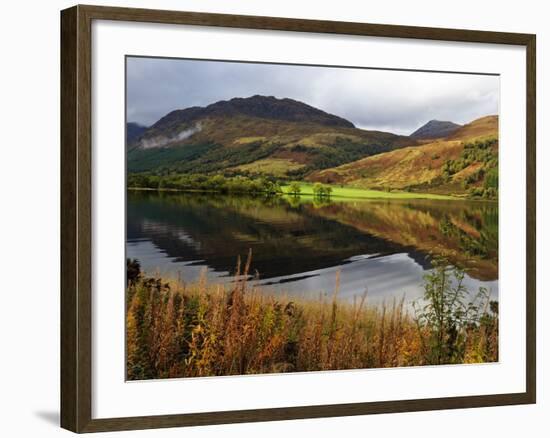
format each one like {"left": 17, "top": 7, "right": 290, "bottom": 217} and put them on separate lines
{"left": 127, "top": 95, "right": 416, "bottom": 176}
{"left": 309, "top": 115, "right": 498, "bottom": 197}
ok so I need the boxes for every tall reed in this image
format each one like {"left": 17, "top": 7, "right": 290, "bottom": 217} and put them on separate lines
{"left": 126, "top": 255, "right": 498, "bottom": 380}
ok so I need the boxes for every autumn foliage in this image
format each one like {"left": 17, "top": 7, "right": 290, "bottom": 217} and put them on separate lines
{"left": 126, "top": 254, "right": 498, "bottom": 380}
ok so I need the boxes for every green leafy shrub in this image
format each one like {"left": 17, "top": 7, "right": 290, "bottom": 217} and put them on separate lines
{"left": 413, "top": 258, "right": 497, "bottom": 364}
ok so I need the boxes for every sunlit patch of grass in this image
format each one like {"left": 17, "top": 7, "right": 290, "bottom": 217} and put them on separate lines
{"left": 233, "top": 136, "right": 267, "bottom": 144}
{"left": 234, "top": 158, "right": 305, "bottom": 177}
{"left": 282, "top": 183, "right": 457, "bottom": 200}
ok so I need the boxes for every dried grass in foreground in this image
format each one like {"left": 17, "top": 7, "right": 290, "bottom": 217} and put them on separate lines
{"left": 126, "top": 254, "right": 498, "bottom": 380}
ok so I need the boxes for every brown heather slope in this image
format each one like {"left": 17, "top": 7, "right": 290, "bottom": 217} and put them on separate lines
{"left": 185, "top": 115, "right": 410, "bottom": 154}
{"left": 448, "top": 115, "right": 498, "bottom": 140}
{"left": 309, "top": 115, "right": 498, "bottom": 195}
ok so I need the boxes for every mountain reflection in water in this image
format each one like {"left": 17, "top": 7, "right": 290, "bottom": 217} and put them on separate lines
{"left": 127, "top": 191, "right": 498, "bottom": 305}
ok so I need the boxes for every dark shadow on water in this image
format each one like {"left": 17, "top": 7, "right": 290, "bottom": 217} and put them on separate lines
{"left": 261, "top": 273, "right": 320, "bottom": 285}
{"left": 34, "top": 410, "right": 59, "bottom": 427}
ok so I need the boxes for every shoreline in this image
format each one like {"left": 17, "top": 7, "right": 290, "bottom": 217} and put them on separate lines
{"left": 126, "top": 186, "right": 481, "bottom": 202}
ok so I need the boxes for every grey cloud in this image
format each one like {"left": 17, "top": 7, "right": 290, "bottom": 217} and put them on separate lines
{"left": 127, "top": 57, "right": 499, "bottom": 136}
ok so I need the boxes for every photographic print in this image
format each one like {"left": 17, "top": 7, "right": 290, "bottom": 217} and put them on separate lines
{"left": 125, "top": 57, "right": 499, "bottom": 380}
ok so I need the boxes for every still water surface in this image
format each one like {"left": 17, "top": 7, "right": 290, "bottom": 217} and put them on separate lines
{"left": 127, "top": 191, "right": 498, "bottom": 305}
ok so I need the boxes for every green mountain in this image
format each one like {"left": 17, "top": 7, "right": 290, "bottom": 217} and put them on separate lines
{"left": 127, "top": 95, "right": 416, "bottom": 177}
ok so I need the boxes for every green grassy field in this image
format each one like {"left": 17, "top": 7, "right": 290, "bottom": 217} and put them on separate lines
{"left": 281, "top": 183, "right": 459, "bottom": 201}
{"left": 234, "top": 158, "right": 305, "bottom": 177}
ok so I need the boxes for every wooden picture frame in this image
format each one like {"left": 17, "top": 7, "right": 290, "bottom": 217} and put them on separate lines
{"left": 61, "top": 4, "right": 536, "bottom": 433}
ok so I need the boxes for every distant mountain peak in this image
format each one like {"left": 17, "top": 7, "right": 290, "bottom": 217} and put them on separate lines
{"left": 410, "top": 120, "right": 461, "bottom": 140}
{"left": 126, "top": 122, "right": 148, "bottom": 143}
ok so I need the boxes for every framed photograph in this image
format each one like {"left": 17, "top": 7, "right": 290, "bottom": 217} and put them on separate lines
{"left": 60, "top": 4, "right": 536, "bottom": 433}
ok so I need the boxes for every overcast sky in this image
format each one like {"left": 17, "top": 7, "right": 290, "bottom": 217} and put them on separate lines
{"left": 126, "top": 56, "right": 499, "bottom": 136}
